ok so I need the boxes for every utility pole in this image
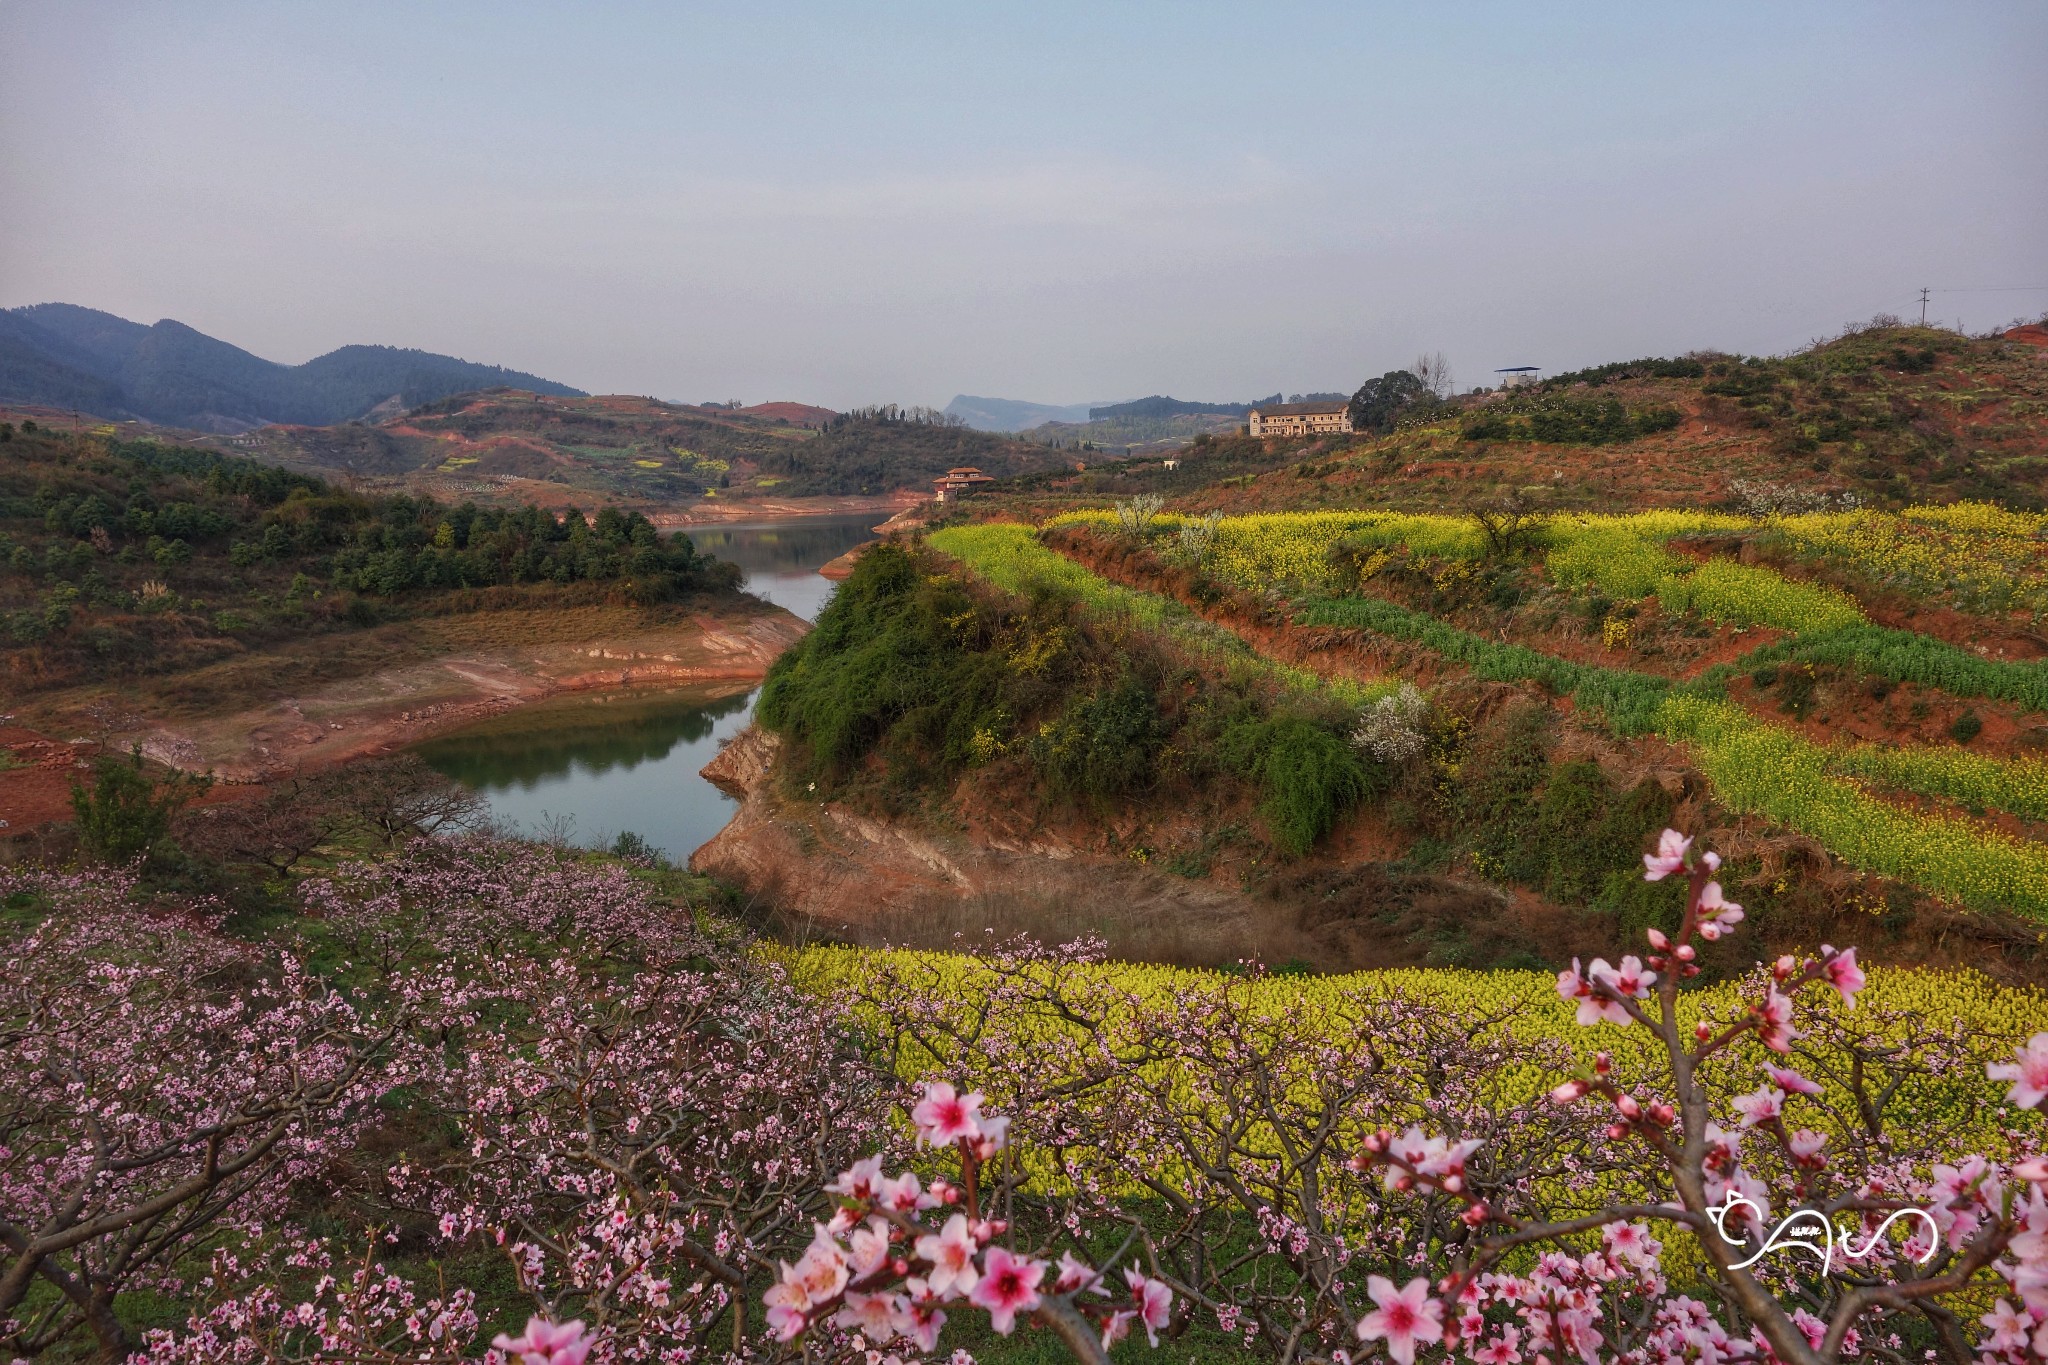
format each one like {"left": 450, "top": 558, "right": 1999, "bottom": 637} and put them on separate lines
{"left": 1919, "top": 288, "right": 1930, "bottom": 326}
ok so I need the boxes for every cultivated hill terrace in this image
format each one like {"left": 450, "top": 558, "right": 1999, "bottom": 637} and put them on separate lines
{"left": 722, "top": 323, "right": 2048, "bottom": 982}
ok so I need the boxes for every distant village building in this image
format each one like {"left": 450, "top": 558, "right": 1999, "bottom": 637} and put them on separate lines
{"left": 1493, "top": 366, "right": 1542, "bottom": 389}
{"left": 1247, "top": 400, "right": 1352, "bottom": 439}
{"left": 1162, "top": 456, "right": 1180, "bottom": 470}
{"left": 932, "top": 466, "right": 997, "bottom": 501}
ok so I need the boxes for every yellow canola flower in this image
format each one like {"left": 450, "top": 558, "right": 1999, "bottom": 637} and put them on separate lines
{"left": 1657, "top": 559, "right": 1866, "bottom": 633}
{"left": 775, "top": 942, "right": 2048, "bottom": 1190}
{"left": 1775, "top": 504, "right": 2048, "bottom": 617}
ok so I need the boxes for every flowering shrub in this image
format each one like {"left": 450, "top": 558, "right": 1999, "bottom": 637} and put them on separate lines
{"left": 0, "top": 864, "right": 417, "bottom": 1361}
{"left": 1353, "top": 681, "right": 1432, "bottom": 761}
{"left": 1111, "top": 494, "right": 1166, "bottom": 539}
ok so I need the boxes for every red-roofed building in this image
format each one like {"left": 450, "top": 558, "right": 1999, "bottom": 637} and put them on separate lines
{"left": 933, "top": 466, "right": 997, "bottom": 501}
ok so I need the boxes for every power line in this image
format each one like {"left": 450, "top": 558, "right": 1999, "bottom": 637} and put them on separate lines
{"left": 1929, "top": 285, "right": 2048, "bottom": 294}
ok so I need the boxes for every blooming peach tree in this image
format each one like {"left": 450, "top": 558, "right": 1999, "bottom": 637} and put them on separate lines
{"left": 20, "top": 833, "right": 2048, "bottom": 1364}
{"left": 0, "top": 865, "right": 418, "bottom": 1362}
{"left": 760, "top": 1081, "right": 1175, "bottom": 1363}
{"left": 130, "top": 839, "right": 901, "bottom": 1365}
{"left": 834, "top": 831, "right": 2048, "bottom": 1363}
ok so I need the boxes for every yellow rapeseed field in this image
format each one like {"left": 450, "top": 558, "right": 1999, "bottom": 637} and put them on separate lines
{"left": 782, "top": 943, "right": 2048, "bottom": 1156}
{"left": 1774, "top": 503, "right": 2048, "bottom": 616}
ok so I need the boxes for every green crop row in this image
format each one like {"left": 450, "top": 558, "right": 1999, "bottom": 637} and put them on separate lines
{"left": 927, "top": 522, "right": 1179, "bottom": 631}
{"left": 1658, "top": 697, "right": 2048, "bottom": 918}
{"left": 1830, "top": 743, "right": 2048, "bottom": 825}
{"left": 1301, "top": 591, "right": 2048, "bottom": 822}
{"left": 1707, "top": 624, "right": 2048, "bottom": 715}
{"left": 929, "top": 523, "right": 1393, "bottom": 707}
{"left": 1296, "top": 595, "right": 1673, "bottom": 735}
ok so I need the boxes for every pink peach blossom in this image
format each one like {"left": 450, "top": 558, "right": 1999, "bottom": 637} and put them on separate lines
{"left": 1356, "top": 1275, "right": 1444, "bottom": 1365}
{"left": 968, "top": 1245, "right": 1045, "bottom": 1335}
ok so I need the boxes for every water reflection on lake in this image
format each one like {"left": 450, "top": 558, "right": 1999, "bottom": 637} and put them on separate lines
{"left": 414, "top": 684, "right": 757, "bottom": 861}
{"left": 678, "top": 513, "right": 879, "bottom": 621}
{"left": 417, "top": 514, "right": 878, "bottom": 860}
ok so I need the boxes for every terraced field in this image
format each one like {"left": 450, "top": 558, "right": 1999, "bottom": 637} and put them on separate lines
{"left": 932, "top": 505, "right": 2048, "bottom": 929}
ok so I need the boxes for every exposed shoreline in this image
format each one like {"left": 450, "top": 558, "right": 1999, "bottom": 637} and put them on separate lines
{"left": 648, "top": 491, "right": 924, "bottom": 527}
{"left": 0, "top": 601, "right": 810, "bottom": 834}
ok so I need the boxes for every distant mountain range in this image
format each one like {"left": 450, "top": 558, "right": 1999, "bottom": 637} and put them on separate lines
{"left": 1089, "top": 394, "right": 1285, "bottom": 421}
{"left": 949, "top": 391, "right": 1342, "bottom": 433}
{"left": 943, "top": 395, "right": 1102, "bottom": 432}
{"left": 0, "top": 303, "right": 584, "bottom": 433}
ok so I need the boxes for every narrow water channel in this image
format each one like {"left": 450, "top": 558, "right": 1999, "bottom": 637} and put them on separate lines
{"left": 412, "top": 514, "right": 876, "bottom": 861}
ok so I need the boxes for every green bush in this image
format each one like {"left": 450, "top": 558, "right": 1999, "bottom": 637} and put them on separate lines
{"left": 1221, "top": 715, "right": 1380, "bottom": 855}
{"left": 757, "top": 543, "right": 1009, "bottom": 791}
{"left": 1032, "top": 673, "right": 1166, "bottom": 800}
{"left": 1454, "top": 702, "right": 1554, "bottom": 883}
{"left": 1532, "top": 763, "right": 1675, "bottom": 905}
{"left": 1593, "top": 865, "right": 1683, "bottom": 940}
{"left": 69, "top": 747, "right": 211, "bottom": 865}
{"left": 1463, "top": 397, "right": 1682, "bottom": 445}
{"left": 1543, "top": 357, "right": 1708, "bottom": 387}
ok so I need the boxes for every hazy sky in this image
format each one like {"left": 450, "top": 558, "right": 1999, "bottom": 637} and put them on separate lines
{"left": 4, "top": 2, "right": 2044, "bottom": 409}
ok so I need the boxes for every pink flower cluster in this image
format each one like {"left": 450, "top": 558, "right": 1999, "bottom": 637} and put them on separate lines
{"left": 1339, "top": 831, "right": 2048, "bottom": 1365}
{"left": 769, "top": 1082, "right": 1172, "bottom": 1357}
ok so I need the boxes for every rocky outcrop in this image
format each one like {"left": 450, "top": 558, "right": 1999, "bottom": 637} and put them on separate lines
{"left": 816, "top": 541, "right": 876, "bottom": 581}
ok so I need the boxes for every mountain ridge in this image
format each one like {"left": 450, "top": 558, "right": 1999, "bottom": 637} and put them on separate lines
{"left": 0, "top": 303, "right": 584, "bottom": 432}
{"left": 943, "top": 394, "right": 1102, "bottom": 432}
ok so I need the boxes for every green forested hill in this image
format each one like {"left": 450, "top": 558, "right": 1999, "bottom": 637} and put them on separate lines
{"left": 0, "top": 422, "right": 734, "bottom": 693}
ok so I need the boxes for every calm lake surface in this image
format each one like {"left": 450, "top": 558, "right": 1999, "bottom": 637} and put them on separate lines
{"left": 413, "top": 514, "right": 876, "bottom": 860}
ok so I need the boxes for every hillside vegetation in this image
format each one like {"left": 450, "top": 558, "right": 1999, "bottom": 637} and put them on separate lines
{"left": 0, "top": 423, "right": 740, "bottom": 699}
{"left": 241, "top": 390, "right": 1096, "bottom": 506}
{"left": 1008, "top": 323, "right": 2048, "bottom": 516}
{"left": 740, "top": 325, "right": 2048, "bottom": 978}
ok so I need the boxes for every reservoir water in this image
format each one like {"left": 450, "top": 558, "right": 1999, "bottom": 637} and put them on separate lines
{"left": 412, "top": 514, "right": 877, "bottom": 861}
